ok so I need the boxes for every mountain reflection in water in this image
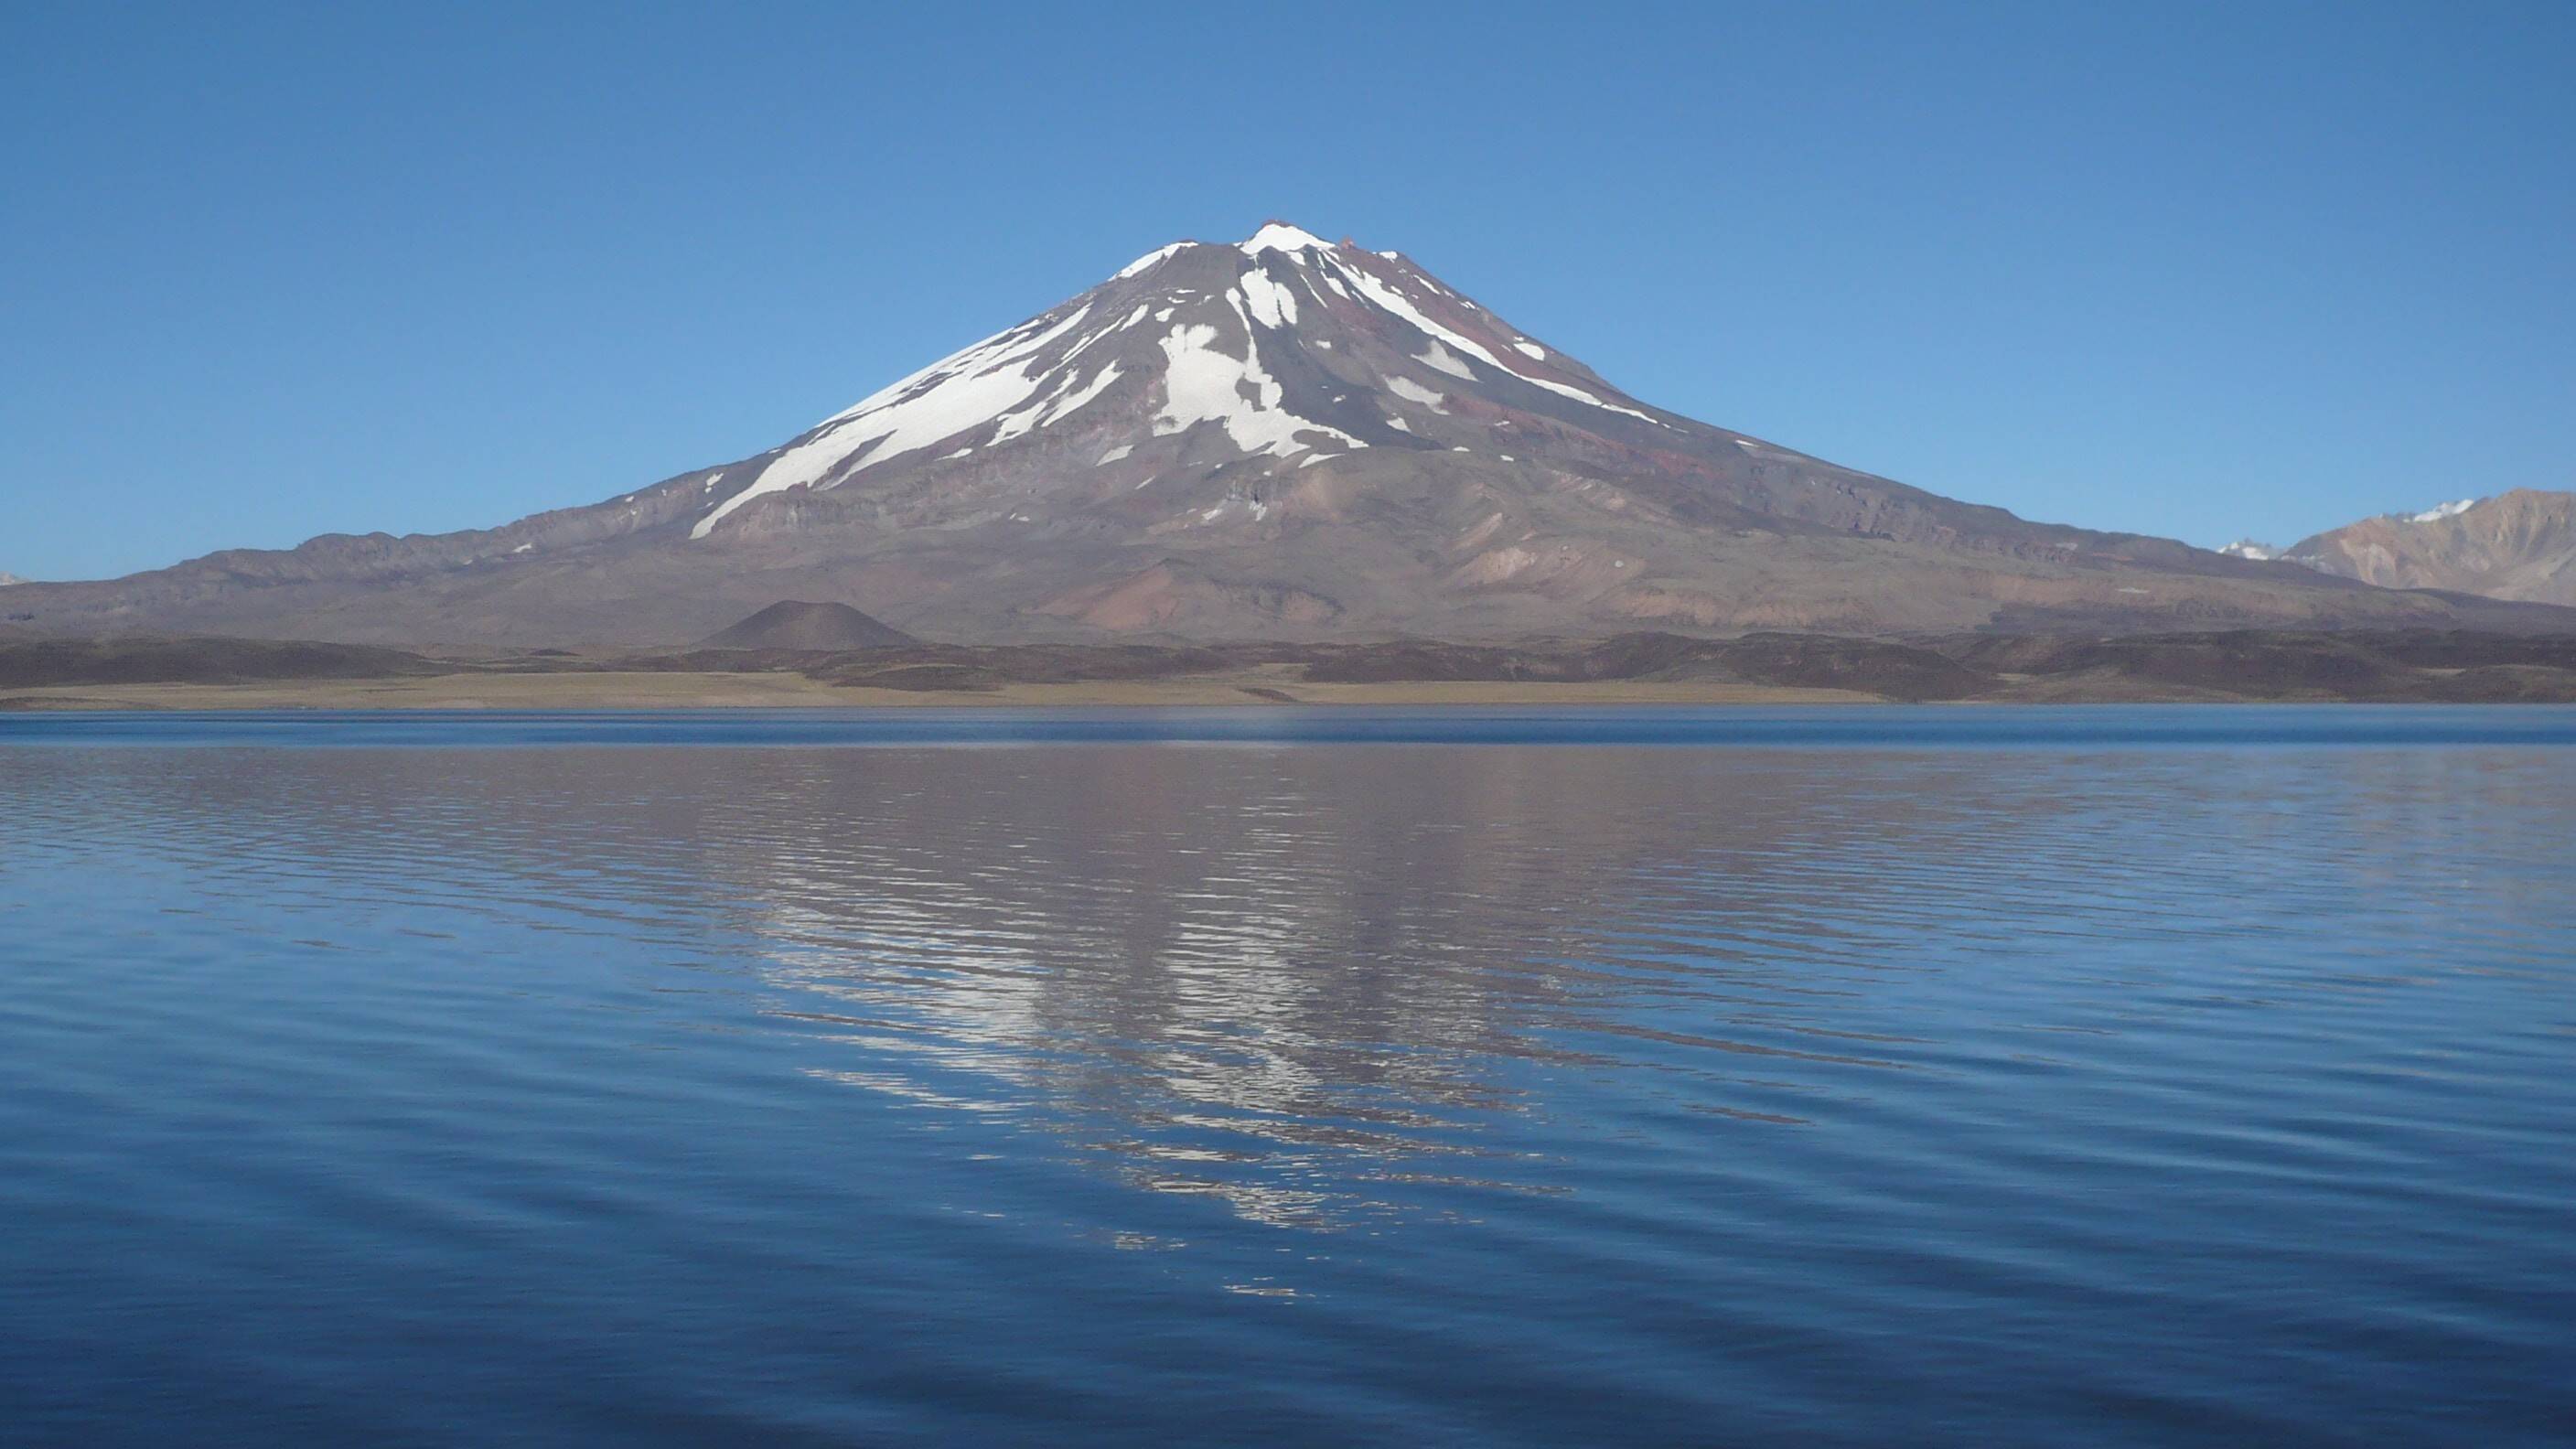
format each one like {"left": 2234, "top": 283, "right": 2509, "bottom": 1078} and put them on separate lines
{"left": 4, "top": 717, "right": 2572, "bottom": 1446}
{"left": 735, "top": 748, "right": 2021, "bottom": 1226}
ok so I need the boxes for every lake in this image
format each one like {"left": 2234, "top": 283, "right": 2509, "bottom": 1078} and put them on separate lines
{"left": 3, "top": 707, "right": 2571, "bottom": 1445}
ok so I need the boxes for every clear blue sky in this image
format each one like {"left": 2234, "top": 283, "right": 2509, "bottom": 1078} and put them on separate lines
{"left": 5, "top": 1, "right": 2571, "bottom": 580}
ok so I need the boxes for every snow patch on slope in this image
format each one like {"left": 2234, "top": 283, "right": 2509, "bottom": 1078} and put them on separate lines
{"left": 1040, "top": 363, "right": 1122, "bottom": 426}
{"left": 989, "top": 360, "right": 1123, "bottom": 447}
{"left": 2406, "top": 498, "right": 2479, "bottom": 523}
{"left": 1241, "top": 223, "right": 1332, "bottom": 257}
{"left": 692, "top": 306, "right": 1096, "bottom": 538}
{"left": 1238, "top": 268, "right": 1299, "bottom": 328}
{"left": 1331, "top": 256, "right": 1663, "bottom": 425}
{"left": 1387, "top": 376, "right": 1446, "bottom": 413}
{"left": 1116, "top": 242, "right": 1190, "bottom": 278}
{"left": 1417, "top": 341, "right": 1475, "bottom": 381}
{"left": 1152, "top": 314, "right": 1358, "bottom": 458}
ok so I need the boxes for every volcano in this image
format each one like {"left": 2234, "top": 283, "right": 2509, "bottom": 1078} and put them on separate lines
{"left": 14, "top": 223, "right": 2563, "bottom": 646}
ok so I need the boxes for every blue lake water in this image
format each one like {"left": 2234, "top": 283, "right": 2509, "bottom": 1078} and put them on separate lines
{"left": 4, "top": 707, "right": 2572, "bottom": 1445}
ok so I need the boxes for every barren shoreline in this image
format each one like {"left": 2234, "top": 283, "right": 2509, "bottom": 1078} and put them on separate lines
{"left": 0, "top": 670, "right": 1877, "bottom": 712}
{"left": 8, "top": 628, "right": 2576, "bottom": 710}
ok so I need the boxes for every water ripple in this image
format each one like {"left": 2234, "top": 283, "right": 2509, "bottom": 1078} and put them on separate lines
{"left": 2, "top": 713, "right": 2571, "bottom": 1444}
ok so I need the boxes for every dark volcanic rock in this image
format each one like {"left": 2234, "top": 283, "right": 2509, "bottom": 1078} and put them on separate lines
{"left": 1297, "top": 642, "right": 1537, "bottom": 683}
{"left": 9, "top": 628, "right": 2574, "bottom": 703}
{"left": 1943, "top": 629, "right": 2576, "bottom": 702}
{"left": 1595, "top": 632, "right": 1989, "bottom": 702}
{"left": 0, "top": 637, "right": 435, "bottom": 689}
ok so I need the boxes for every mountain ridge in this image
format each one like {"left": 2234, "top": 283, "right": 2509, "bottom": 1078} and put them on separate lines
{"left": 11, "top": 224, "right": 2571, "bottom": 646}
{"left": 2265, "top": 489, "right": 2576, "bottom": 606}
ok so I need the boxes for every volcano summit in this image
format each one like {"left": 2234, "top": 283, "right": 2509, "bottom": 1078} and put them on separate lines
{"left": 13, "top": 223, "right": 2557, "bottom": 646}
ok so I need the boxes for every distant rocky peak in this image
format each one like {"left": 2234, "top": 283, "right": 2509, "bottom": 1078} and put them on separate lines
{"left": 2269, "top": 488, "right": 2576, "bottom": 606}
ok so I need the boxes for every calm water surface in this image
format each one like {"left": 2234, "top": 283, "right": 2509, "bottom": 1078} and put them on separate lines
{"left": 3, "top": 707, "right": 2571, "bottom": 1445}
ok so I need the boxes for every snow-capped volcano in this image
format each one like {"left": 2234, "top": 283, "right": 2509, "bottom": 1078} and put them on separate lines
{"left": 682, "top": 222, "right": 1685, "bottom": 545}
{"left": 16, "top": 223, "right": 2565, "bottom": 645}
